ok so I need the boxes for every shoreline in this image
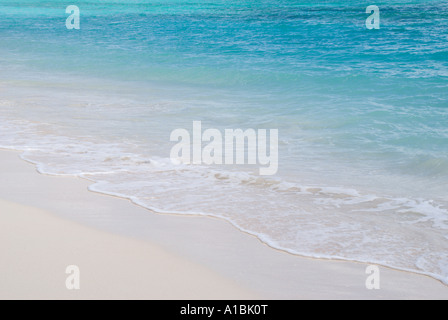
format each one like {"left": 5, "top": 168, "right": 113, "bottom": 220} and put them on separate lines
{"left": 1, "top": 149, "right": 448, "bottom": 299}
{"left": 16, "top": 147, "right": 448, "bottom": 288}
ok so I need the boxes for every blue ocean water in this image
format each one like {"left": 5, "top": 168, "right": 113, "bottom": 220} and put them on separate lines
{"left": 1, "top": 1, "right": 448, "bottom": 283}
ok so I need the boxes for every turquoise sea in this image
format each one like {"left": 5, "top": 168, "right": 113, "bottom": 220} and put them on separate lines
{"left": 1, "top": 1, "right": 448, "bottom": 283}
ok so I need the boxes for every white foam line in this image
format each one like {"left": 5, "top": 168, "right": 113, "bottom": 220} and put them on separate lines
{"left": 3, "top": 145, "right": 448, "bottom": 287}
{"left": 87, "top": 178, "right": 448, "bottom": 286}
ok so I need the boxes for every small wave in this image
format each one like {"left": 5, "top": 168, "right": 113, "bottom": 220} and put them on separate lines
{"left": 1, "top": 115, "right": 447, "bottom": 285}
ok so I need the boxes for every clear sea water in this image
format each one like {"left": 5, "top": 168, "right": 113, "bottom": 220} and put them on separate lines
{"left": 1, "top": 0, "right": 448, "bottom": 283}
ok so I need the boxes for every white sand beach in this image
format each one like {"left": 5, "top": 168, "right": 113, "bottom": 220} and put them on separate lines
{"left": 1, "top": 149, "right": 448, "bottom": 300}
